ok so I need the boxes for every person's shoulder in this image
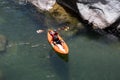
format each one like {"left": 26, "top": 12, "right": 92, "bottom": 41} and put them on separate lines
{"left": 55, "top": 32, "right": 58, "bottom": 34}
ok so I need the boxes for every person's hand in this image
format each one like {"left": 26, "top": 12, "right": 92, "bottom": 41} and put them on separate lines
{"left": 61, "top": 40, "right": 64, "bottom": 43}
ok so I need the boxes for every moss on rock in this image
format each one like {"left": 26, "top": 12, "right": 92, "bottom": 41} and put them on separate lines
{"left": 49, "top": 3, "right": 79, "bottom": 26}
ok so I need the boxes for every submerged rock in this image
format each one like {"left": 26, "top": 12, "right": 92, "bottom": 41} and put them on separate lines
{"left": 49, "top": 3, "right": 79, "bottom": 25}
{"left": 27, "top": 0, "right": 83, "bottom": 31}
{"left": 0, "top": 35, "right": 7, "bottom": 52}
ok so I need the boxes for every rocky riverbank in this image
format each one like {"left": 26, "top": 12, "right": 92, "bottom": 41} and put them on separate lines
{"left": 17, "top": 0, "right": 120, "bottom": 37}
{"left": 28, "top": 0, "right": 82, "bottom": 27}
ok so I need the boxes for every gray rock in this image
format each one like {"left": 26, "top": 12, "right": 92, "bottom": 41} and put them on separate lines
{"left": 26, "top": 0, "right": 120, "bottom": 36}
{"left": 77, "top": 0, "right": 120, "bottom": 29}
{"left": 117, "top": 24, "right": 120, "bottom": 29}
{"left": 56, "top": 0, "right": 120, "bottom": 30}
{"left": 77, "top": 0, "right": 108, "bottom": 4}
{"left": 56, "top": 0, "right": 78, "bottom": 12}
{"left": 27, "top": 0, "right": 56, "bottom": 11}
{"left": 0, "top": 35, "right": 7, "bottom": 52}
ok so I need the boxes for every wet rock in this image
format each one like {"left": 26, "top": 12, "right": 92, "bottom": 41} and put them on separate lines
{"left": 77, "top": 0, "right": 120, "bottom": 29}
{"left": 58, "top": 0, "right": 120, "bottom": 29}
{"left": 55, "top": 0, "right": 120, "bottom": 37}
{"left": 117, "top": 24, "right": 120, "bottom": 29}
{"left": 28, "top": 1, "right": 83, "bottom": 30}
{"left": 24, "top": 0, "right": 120, "bottom": 36}
{"left": 0, "top": 35, "right": 7, "bottom": 52}
{"left": 49, "top": 3, "right": 79, "bottom": 25}
{"left": 56, "top": 0, "right": 78, "bottom": 12}
{"left": 27, "top": 0, "right": 56, "bottom": 11}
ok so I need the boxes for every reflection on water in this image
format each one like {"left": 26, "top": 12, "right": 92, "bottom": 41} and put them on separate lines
{"left": 57, "top": 54, "right": 69, "bottom": 62}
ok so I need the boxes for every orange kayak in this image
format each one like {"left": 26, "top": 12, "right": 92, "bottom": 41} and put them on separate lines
{"left": 47, "top": 29, "right": 69, "bottom": 54}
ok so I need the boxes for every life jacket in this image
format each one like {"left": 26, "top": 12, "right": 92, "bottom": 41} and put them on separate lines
{"left": 53, "top": 35, "right": 61, "bottom": 44}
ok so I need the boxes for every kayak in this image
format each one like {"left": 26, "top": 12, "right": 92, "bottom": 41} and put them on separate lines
{"left": 47, "top": 29, "right": 69, "bottom": 54}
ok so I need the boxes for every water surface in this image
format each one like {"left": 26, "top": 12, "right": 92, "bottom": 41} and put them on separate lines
{"left": 0, "top": 0, "right": 120, "bottom": 80}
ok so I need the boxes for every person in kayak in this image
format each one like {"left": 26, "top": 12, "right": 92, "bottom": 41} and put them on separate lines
{"left": 50, "top": 30, "right": 61, "bottom": 45}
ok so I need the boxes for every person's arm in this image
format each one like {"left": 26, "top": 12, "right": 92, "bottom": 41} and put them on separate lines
{"left": 61, "top": 40, "right": 64, "bottom": 43}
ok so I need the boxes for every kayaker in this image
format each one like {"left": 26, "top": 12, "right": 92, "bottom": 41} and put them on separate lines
{"left": 53, "top": 30, "right": 61, "bottom": 44}
{"left": 49, "top": 30, "right": 58, "bottom": 37}
{"left": 50, "top": 30, "right": 61, "bottom": 45}
{"left": 53, "top": 35, "right": 61, "bottom": 44}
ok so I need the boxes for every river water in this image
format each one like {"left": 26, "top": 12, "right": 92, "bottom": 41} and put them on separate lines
{"left": 0, "top": 0, "right": 120, "bottom": 80}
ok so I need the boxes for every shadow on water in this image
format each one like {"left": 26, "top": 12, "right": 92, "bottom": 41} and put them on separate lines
{"left": 71, "top": 26, "right": 120, "bottom": 45}
{"left": 49, "top": 49, "right": 69, "bottom": 80}
{"left": 8, "top": 1, "right": 48, "bottom": 30}
{"left": 57, "top": 53, "right": 69, "bottom": 62}
{"left": 21, "top": 4, "right": 48, "bottom": 30}
{"left": 49, "top": 48, "right": 69, "bottom": 62}
{"left": 0, "top": 51, "right": 6, "bottom": 55}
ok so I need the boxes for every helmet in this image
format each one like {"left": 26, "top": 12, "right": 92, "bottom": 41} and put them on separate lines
{"left": 50, "top": 31, "right": 54, "bottom": 35}
{"left": 54, "top": 29, "right": 57, "bottom": 32}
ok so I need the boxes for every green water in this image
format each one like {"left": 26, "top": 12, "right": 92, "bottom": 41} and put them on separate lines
{"left": 0, "top": 0, "right": 120, "bottom": 80}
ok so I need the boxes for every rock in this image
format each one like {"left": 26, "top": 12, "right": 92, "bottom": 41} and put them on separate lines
{"left": 25, "top": 0, "right": 120, "bottom": 36}
{"left": 77, "top": 0, "right": 120, "bottom": 29}
{"left": 28, "top": 0, "right": 83, "bottom": 30}
{"left": 117, "top": 24, "right": 120, "bottom": 29}
{"left": 56, "top": 0, "right": 78, "bottom": 12}
{"left": 0, "top": 35, "right": 7, "bottom": 52}
{"left": 28, "top": 0, "right": 56, "bottom": 11}
{"left": 49, "top": 3, "right": 79, "bottom": 25}
{"left": 57, "top": 0, "right": 120, "bottom": 36}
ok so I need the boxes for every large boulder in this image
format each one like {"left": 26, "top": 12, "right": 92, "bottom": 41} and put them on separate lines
{"left": 77, "top": 0, "right": 120, "bottom": 29}
{"left": 21, "top": 0, "right": 120, "bottom": 36}
{"left": 0, "top": 35, "right": 7, "bottom": 52}
{"left": 27, "top": 0, "right": 82, "bottom": 30}
{"left": 57, "top": 0, "right": 120, "bottom": 29}
{"left": 49, "top": 3, "right": 80, "bottom": 25}
{"left": 27, "top": 0, "right": 56, "bottom": 11}
{"left": 56, "top": 0, "right": 120, "bottom": 36}
{"left": 56, "top": 0, "right": 78, "bottom": 12}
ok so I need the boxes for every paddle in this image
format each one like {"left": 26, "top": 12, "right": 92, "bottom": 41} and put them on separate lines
{"left": 36, "top": 25, "right": 70, "bottom": 34}
{"left": 36, "top": 29, "right": 45, "bottom": 33}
